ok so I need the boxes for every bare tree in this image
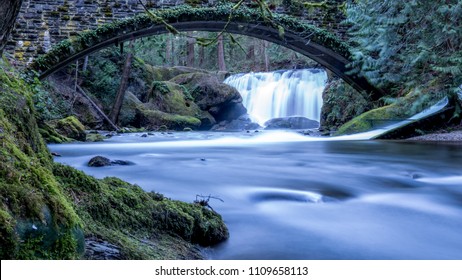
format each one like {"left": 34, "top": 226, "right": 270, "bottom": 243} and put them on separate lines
{"left": 165, "top": 35, "right": 171, "bottom": 66}
{"left": 217, "top": 34, "right": 226, "bottom": 71}
{"left": 186, "top": 32, "right": 195, "bottom": 67}
{"left": 198, "top": 45, "right": 205, "bottom": 68}
{"left": 109, "top": 40, "right": 134, "bottom": 125}
{"left": 263, "top": 40, "right": 270, "bottom": 72}
{"left": 0, "top": 0, "right": 24, "bottom": 54}
{"left": 246, "top": 44, "right": 255, "bottom": 71}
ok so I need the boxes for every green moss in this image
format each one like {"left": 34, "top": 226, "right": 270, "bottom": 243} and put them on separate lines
{"left": 0, "top": 63, "right": 82, "bottom": 259}
{"left": 185, "top": 0, "right": 207, "bottom": 7}
{"left": 0, "top": 62, "right": 228, "bottom": 259}
{"left": 151, "top": 81, "right": 170, "bottom": 95}
{"left": 147, "top": 81, "right": 202, "bottom": 117}
{"left": 335, "top": 89, "right": 443, "bottom": 135}
{"left": 31, "top": 5, "right": 351, "bottom": 78}
{"left": 49, "top": 11, "right": 60, "bottom": 17}
{"left": 0, "top": 209, "right": 16, "bottom": 259}
{"left": 137, "top": 107, "right": 201, "bottom": 131}
{"left": 39, "top": 123, "right": 73, "bottom": 144}
{"left": 54, "top": 116, "right": 86, "bottom": 141}
{"left": 335, "top": 105, "right": 397, "bottom": 135}
{"left": 320, "top": 79, "right": 371, "bottom": 132}
{"left": 57, "top": 6, "right": 69, "bottom": 13}
{"left": 53, "top": 164, "right": 228, "bottom": 258}
{"left": 85, "top": 133, "right": 106, "bottom": 142}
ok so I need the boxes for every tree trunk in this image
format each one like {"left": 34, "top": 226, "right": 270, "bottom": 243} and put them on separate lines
{"left": 263, "top": 40, "right": 270, "bottom": 72}
{"left": 109, "top": 40, "right": 134, "bottom": 125}
{"left": 217, "top": 34, "right": 226, "bottom": 71}
{"left": 165, "top": 35, "right": 171, "bottom": 66}
{"left": 74, "top": 60, "right": 79, "bottom": 92}
{"left": 0, "top": 0, "right": 24, "bottom": 54}
{"left": 170, "top": 34, "right": 175, "bottom": 66}
{"left": 186, "top": 32, "right": 195, "bottom": 67}
{"left": 246, "top": 44, "right": 255, "bottom": 70}
{"left": 198, "top": 45, "right": 204, "bottom": 68}
{"left": 82, "top": 56, "right": 89, "bottom": 72}
{"left": 76, "top": 85, "right": 119, "bottom": 131}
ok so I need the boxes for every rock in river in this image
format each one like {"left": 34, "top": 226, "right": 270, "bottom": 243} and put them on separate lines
{"left": 264, "top": 116, "right": 319, "bottom": 130}
{"left": 88, "top": 156, "right": 134, "bottom": 167}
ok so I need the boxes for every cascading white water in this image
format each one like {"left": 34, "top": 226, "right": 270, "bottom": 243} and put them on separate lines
{"left": 224, "top": 69, "right": 328, "bottom": 126}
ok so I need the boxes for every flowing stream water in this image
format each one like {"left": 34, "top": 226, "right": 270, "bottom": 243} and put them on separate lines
{"left": 49, "top": 69, "right": 462, "bottom": 259}
{"left": 50, "top": 131, "right": 462, "bottom": 259}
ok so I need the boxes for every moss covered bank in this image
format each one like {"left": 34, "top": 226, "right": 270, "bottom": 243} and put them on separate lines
{"left": 0, "top": 62, "right": 228, "bottom": 259}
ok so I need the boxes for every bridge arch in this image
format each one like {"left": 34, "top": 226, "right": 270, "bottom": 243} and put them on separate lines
{"left": 30, "top": 5, "right": 384, "bottom": 100}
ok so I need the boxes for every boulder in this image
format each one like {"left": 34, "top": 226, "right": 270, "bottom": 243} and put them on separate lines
{"left": 88, "top": 156, "right": 111, "bottom": 167}
{"left": 86, "top": 133, "right": 106, "bottom": 142}
{"left": 136, "top": 106, "right": 202, "bottom": 131}
{"left": 84, "top": 237, "right": 122, "bottom": 260}
{"left": 144, "top": 65, "right": 208, "bottom": 82}
{"left": 170, "top": 72, "right": 247, "bottom": 123}
{"left": 211, "top": 114, "right": 261, "bottom": 131}
{"left": 55, "top": 116, "right": 87, "bottom": 141}
{"left": 319, "top": 79, "right": 371, "bottom": 132}
{"left": 264, "top": 116, "right": 319, "bottom": 130}
{"left": 88, "top": 156, "right": 134, "bottom": 167}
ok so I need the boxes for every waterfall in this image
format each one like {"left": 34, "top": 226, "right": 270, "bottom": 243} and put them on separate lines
{"left": 224, "top": 69, "right": 327, "bottom": 126}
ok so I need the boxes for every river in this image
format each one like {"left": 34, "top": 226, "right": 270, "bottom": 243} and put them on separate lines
{"left": 49, "top": 131, "right": 462, "bottom": 260}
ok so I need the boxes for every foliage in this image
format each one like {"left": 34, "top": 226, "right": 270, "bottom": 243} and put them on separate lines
{"left": 320, "top": 79, "right": 371, "bottom": 131}
{"left": 80, "top": 48, "right": 122, "bottom": 110}
{"left": 32, "top": 80, "right": 69, "bottom": 122}
{"left": 0, "top": 60, "right": 228, "bottom": 259}
{"left": 53, "top": 164, "right": 229, "bottom": 258}
{"left": 346, "top": 1, "right": 462, "bottom": 96}
{"left": 0, "top": 60, "right": 82, "bottom": 259}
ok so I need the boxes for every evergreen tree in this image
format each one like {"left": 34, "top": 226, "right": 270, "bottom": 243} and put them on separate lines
{"left": 346, "top": 0, "right": 462, "bottom": 96}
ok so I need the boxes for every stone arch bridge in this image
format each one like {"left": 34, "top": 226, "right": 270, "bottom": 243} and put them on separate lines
{"left": 8, "top": 0, "right": 384, "bottom": 99}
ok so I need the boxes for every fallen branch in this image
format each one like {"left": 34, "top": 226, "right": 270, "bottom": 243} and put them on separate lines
{"left": 75, "top": 84, "right": 120, "bottom": 131}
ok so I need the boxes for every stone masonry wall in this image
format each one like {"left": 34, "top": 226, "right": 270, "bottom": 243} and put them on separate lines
{"left": 6, "top": 0, "right": 346, "bottom": 65}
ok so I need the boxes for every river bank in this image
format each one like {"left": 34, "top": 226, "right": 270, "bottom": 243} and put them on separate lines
{"left": 406, "top": 127, "right": 462, "bottom": 142}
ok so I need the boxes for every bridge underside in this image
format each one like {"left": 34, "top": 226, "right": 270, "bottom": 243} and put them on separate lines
{"left": 31, "top": 6, "right": 384, "bottom": 100}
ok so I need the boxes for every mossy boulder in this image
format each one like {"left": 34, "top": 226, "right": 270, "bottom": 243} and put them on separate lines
{"left": 85, "top": 133, "right": 106, "bottom": 142}
{"left": 335, "top": 105, "right": 400, "bottom": 135}
{"left": 121, "top": 85, "right": 206, "bottom": 131}
{"left": 0, "top": 65, "right": 83, "bottom": 259}
{"left": 53, "top": 164, "right": 229, "bottom": 258}
{"left": 170, "top": 72, "right": 247, "bottom": 122}
{"left": 335, "top": 89, "right": 443, "bottom": 136}
{"left": 136, "top": 106, "right": 202, "bottom": 131}
{"left": 153, "top": 199, "right": 229, "bottom": 246}
{"left": 143, "top": 65, "right": 208, "bottom": 83}
{"left": 146, "top": 81, "right": 202, "bottom": 118}
{"left": 39, "top": 122, "right": 73, "bottom": 143}
{"left": 54, "top": 116, "right": 87, "bottom": 141}
{"left": 320, "top": 79, "right": 372, "bottom": 132}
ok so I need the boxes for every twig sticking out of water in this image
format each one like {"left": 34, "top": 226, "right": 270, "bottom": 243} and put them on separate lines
{"left": 194, "top": 195, "right": 224, "bottom": 212}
